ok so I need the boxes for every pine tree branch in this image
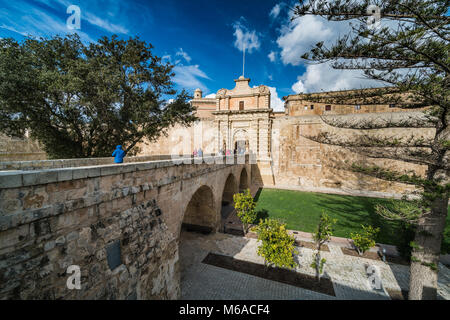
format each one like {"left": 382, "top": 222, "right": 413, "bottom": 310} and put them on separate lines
{"left": 303, "top": 131, "right": 433, "bottom": 148}
{"left": 350, "top": 162, "right": 427, "bottom": 186}
{"left": 349, "top": 146, "right": 446, "bottom": 168}
{"left": 319, "top": 112, "right": 436, "bottom": 130}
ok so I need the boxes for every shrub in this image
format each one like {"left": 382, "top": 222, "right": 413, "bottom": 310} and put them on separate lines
{"left": 351, "top": 225, "right": 380, "bottom": 255}
{"left": 233, "top": 189, "right": 257, "bottom": 234}
{"left": 255, "top": 219, "right": 298, "bottom": 269}
{"left": 312, "top": 212, "right": 337, "bottom": 251}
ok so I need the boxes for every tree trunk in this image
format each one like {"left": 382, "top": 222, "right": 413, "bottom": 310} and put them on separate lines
{"left": 408, "top": 196, "right": 448, "bottom": 300}
{"left": 317, "top": 254, "right": 321, "bottom": 284}
{"left": 314, "top": 251, "right": 321, "bottom": 283}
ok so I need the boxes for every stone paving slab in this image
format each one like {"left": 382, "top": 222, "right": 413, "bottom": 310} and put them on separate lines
{"left": 181, "top": 248, "right": 334, "bottom": 300}
{"left": 179, "top": 231, "right": 450, "bottom": 300}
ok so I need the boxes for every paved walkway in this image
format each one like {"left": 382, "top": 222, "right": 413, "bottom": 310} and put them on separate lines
{"left": 179, "top": 231, "right": 450, "bottom": 300}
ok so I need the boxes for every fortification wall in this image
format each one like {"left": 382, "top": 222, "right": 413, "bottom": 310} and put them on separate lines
{"left": 0, "top": 134, "right": 46, "bottom": 161}
{"left": 138, "top": 120, "right": 216, "bottom": 156}
{"left": 270, "top": 112, "right": 433, "bottom": 195}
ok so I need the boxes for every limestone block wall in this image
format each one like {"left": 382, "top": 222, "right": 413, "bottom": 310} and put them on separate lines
{"left": 0, "top": 134, "right": 46, "bottom": 161}
{"left": 0, "top": 157, "right": 251, "bottom": 300}
{"left": 138, "top": 120, "right": 217, "bottom": 156}
{"left": 270, "top": 112, "right": 433, "bottom": 195}
{"left": 0, "top": 162, "right": 184, "bottom": 300}
{"left": 219, "top": 95, "right": 269, "bottom": 111}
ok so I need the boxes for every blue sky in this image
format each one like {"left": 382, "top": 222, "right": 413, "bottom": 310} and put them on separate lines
{"left": 1, "top": 0, "right": 396, "bottom": 111}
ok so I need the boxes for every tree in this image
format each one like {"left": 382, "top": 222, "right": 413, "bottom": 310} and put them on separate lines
{"left": 0, "top": 34, "right": 197, "bottom": 159}
{"left": 233, "top": 189, "right": 257, "bottom": 234}
{"left": 255, "top": 218, "right": 298, "bottom": 269}
{"left": 350, "top": 225, "right": 380, "bottom": 255}
{"left": 310, "top": 213, "right": 337, "bottom": 282}
{"left": 293, "top": 0, "right": 449, "bottom": 300}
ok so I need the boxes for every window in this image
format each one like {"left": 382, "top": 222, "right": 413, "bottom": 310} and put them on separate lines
{"left": 389, "top": 104, "right": 396, "bottom": 108}
{"left": 355, "top": 105, "right": 361, "bottom": 110}
{"left": 310, "top": 105, "right": 314, "bottom": 110}
{"left": 325, "top": 105, "right": 332, "bottom": 111}
{"left": 304, "top": 106, "right": 308, "bottom": 110}
{"left": 239, "top": 101, "right": 244, "bottom": 110}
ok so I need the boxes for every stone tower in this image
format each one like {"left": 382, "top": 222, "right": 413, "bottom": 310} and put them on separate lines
{"left": 194, "top": 88, "right": 202, "bottom": 99}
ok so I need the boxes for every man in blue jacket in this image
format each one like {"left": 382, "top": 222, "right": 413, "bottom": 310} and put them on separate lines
{"left": 112, "top": 145, "right": 126, "bottom": 163}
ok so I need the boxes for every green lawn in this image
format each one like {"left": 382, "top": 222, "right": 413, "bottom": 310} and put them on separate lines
{"left": 254, "top": 188, "right": 450, "bottom": 254}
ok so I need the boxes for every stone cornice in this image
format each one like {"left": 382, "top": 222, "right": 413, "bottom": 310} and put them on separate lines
{"left": 191, "top": 99, "right": 216, "bottom": 104}
{"left": 217, "top": 92, "right": 270, "bottom": 99}
{"left": 212, "top": 109, "right": 273, "bottom": 115}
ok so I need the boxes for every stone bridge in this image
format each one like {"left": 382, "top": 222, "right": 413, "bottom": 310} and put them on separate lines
{"left": 0, "top": 155, "right": 258, "bottom": 299}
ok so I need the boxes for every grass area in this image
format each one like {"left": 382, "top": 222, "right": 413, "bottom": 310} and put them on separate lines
{"left": 254, "top": 188, "right": 450, "bottom": 254}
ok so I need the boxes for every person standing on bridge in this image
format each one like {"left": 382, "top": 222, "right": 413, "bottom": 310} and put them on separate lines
{"left": 112, "top": 145, "right": 126, "bottom": 164}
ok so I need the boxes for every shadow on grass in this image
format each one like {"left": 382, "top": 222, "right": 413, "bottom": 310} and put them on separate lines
{"left": 253, "top": 187, "right": 263, "bottom": 202}
{"left": 308, "top": 194, "right": 404, "bottom": 246}
{"left": 253, "top": 188, "right": 449, "bottom": 254}
{"left": 254, "top": 209, "right": 269, "bottom": 224}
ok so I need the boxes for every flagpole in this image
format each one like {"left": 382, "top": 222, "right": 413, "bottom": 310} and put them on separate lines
{"left": 242, "top": 44, "right": 245, "bottom": 77}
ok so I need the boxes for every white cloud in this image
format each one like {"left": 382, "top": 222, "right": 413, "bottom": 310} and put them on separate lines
{"left": 205, "top": 93, "right": 216, "bottom": 98}
{"left": 176, "top": 48, "right": 192, "bottom": 63}
{"left": 268, "top": 87, "right": 285, "bottom": 112}
{"left": 0, "top": 24, "right": 28, "bottom": 37}
{"left": 166, "top": 49, "right": 210, "bottom": 92}
{"left": 173, "top": 64, "right": 210, "bottom": 92}
{"left": 84, "top": 12, "right": 129, "bottom": 34}
{"left": 277, "top": 15, "right": 338, "bottom": 66}
{"left": 232, "top": 20, "right": 260, "bottom": 53}
{"left": 268, "top": 51, "right": 276, "bottom": 62}
{"left": 292, "top": 76, "right": 306, "bottom": 93}
{"left": 276, "top": 12, "right": 385, "bottom": 93}
{"left": 269, "top": 3, "right": 283, "bottom": 19}
{"left": 0, "top": 1, "right": 94, "bottom": 43}
{"left": 25, "top": 7, "right": 94, "bottom": 42}
{"left": 291, "top": 62, "right": 384, "bottom": 93}
{"left": 55, "top": 0, "right": 129, "bottom": 34}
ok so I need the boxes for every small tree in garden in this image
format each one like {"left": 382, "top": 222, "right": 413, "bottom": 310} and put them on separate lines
{"left": 351, "top": 225, "right": 380, "bottom": 256}
{"left": 255, "top": 219, "right": 298, "bottom": 269}
{"left": 233, "top": 189, "right": 256, "bottom": 234}
{"left": 310, "top": 213, "right": 337, "bottom": 282}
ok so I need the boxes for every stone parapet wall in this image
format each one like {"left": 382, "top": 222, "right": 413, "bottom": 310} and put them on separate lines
{"left": 0, "top": 156, "right": 248, "bottom": 300}
{"left": 0, "top": 154, "right": 198, "bottom": 171}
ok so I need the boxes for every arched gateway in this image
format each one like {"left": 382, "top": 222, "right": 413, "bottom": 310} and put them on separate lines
{"left": 181, "top": 185, "right": 216, "bottom": 234}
